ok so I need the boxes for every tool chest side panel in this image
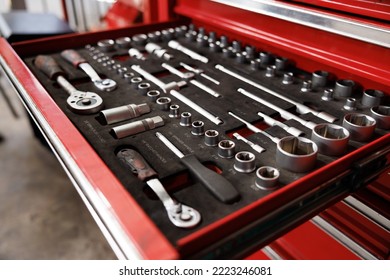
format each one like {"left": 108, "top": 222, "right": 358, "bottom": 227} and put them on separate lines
{"left": 0, "top": 38, "right": 178, "bottom": 260}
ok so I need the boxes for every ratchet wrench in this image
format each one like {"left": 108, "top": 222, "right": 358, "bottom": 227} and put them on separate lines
{"left": 117, "top": 149, "right": 201, "bottom": 228}
{"left": 34, "top": 55, "right": 104, "bottom": 114}
{"left": 61, "top": 49, "right": 117, "bottom": 91}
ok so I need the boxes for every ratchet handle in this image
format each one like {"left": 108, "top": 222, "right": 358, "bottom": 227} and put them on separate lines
{"left": 60, "top": 49, "right": 87, "bottom": 67}
{"left": 117, "top": 149, "right": 157, "bottom": 181}
{"left": 180, "top": 154, "right": 240, "bottom": 204}
{"left": 34, "top": 55, "right": 66, "bottom": 80}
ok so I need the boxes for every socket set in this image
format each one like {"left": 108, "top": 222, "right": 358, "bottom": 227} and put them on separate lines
{"left": 24, "top": 24, "right": 389, "bottom": 245}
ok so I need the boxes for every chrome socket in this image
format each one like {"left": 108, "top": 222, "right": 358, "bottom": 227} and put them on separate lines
{"left": 342, "top": 113, "right": 376, "bottom": 142}
{"left": 156, "top": 97, "right": 171, "bottom": 111}
{"left": 137, "top": 82, "right": 151, "bottom": 95}
{"left": 255, "top": 166, "right": 280, "bottom": 190}
{"left": 191, "top": 121, "right": 205, "bottom": 136}
{"left": 204, "top": 130, "right": 219, "bottom": 146}
{"left": 130, "top": 76, "right": 143, "bottom": 88}
{"left": 132, "top": 34, "right": 148, "bottom": 46}
{"left": 335, "top": 79, "right": 355, "bottom": 97}
{"left": 218, "top": 140, "right": 236, "bottom": 158}
{"left": 265, "top": 65, "right": 276, "bottom": 77}
{"left": 97, "top": 39, "right": 115, "bottom": 52}
{"left": 234, "top": 151, "right": 256, "bottom": 173}
{"left": 282, "top": 72, "right": 294, "bottom": 85}
{"left": 169, "top": 104, "right": 180, "bottom": 118}
{"left": 311, "top": 124, "right": 350, "bottom": 156}
{"left": 180, "top": 112, "right": 192, "bottom": 127}
{"left": 311, "top": 70, "right": 329, "bottom": 88}
{"left": 321, "top": 88, "right": 334, "bottom": 101}
{"left": 370, "top": 106, "right": 390, "bottom": 129}
{"left": 361, "top": 89, "right": 384, "bottom": 107}
{"left": 343, "top": 98, "right": 357, "bottom": 111}
{"left": 100, "top": 103, "right": 150, "bottom": 125}
{"left": 111, "top": 116, "right": 164, "bottom": 139}
{"left": 147, "top": 90, "right": 160, "bottom": 102}
{"left": 275, "top": 57, "right": 288, "bottom": 70}
{"left": 115, "top": 37, "right": 131, "bottom": 49}
{"left": 301, "top": 80, "right": 312, "bottom": 93}
{"left": 276, "top": 136, "right": 318, "bottom": 173}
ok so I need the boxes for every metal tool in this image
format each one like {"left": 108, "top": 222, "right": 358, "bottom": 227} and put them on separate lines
{"left": 257, "top": 111, "right": 304, "bottom": 137}
{"left": 99, "top": 103, "right": 150, "bottom": 125}
{"left": 255, "top": 166, "right": 279, "bottom": 190}
{"left": 361, "top": 89, "right": 384, "bottom": 107}
{"left": 237, "top": 88, "right": 317, "bottom": 130}
{"left": 204, "top": 130, "right": 219, "bottom": 146}
{"left": 156, "top": 132, "right": 240, "bottom": 203}
{"left": 191, "top": 121, "right": 205, "bottom": 136}
{"left": 128, "top": 48, "right": 146, "bottom": 60}
{"left": 168, "top": 40, "right": 209, "bottom": 63}
{"left": 145, "top": 42, "right": 173, "bottom": 60}
{"left": 179, "top": 62, "right": 220, "bottom": 85}
{"left": 60, "top": 49, "right": 117, "bottom": 91}
{"left": 111, "top": 116, "right": 164, "bottom": 139}
{"left": 311, "top": 124, "right": 350, "bottom": 156}
{"left": 161, "top": 63, "right": 221, "bottom": 98}
{"left": 342, "top": 113, "right": 376, "bottom": 142}
{"left": 370, "top": 106, "right": 390, "bottom": 129}
{"left": 229, "top": 112, "right": 317, "bottom": 172}
{"left": 34, "top": 55, "right": 104, "bottom": 114}
{"left": 117, "top": 149, "right": 201, "bottom": 228}
{"left": 217, "top": 140, "right": 236, "bottom": 158}
{"left": 216, "top": 64, "right": 337, "bottom": 123}
{"left": 234, "top": 151, "right": 256, "bottom": 173}
{"left": 131, "top": 65, "right": 223, "bottom": 125}
{"left": 233, "top": 132, "right": 265, "bottom": 154}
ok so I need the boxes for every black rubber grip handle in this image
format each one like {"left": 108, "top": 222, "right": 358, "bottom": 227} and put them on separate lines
{"left": 117, "top": 149, "right": 157, "bottom": 181}
{"left": 34, "top": 55, "right": 66, "bottom": 80}
{"left": 180, "top": 154, "right": 240, "bottom": 204}
{"left": 60, "top": 49, "right": 86, "bottom": 68}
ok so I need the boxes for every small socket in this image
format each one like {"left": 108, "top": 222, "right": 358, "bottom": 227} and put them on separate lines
{"left": 343, "top": 98, "right": 357, "bottom": 111}
{"left": 169, "top": 104, "right": 180, "bottom": 118}
{"left": 115, "top": 37, "right": 131, "bottom": 49}
{"left": 97, "top": 39, "right": 115, "bottom": 52}
{"left": 191, "top": 121, "right": 205, "bottom": 136}
{"left": 255, "top": 166, "right": 280, "bottom": 190}
{"left": 265, "top": 65, "right": 276, "bottom": 78}
{"left": 204, "top": 130, "right": 219, "bottom": 146}
{"left": 343, "top": 113, "right": 376, "bottom": 142}
{"left": 180, "top": 112, "right": 192, "bottom": 127}
{"left": 156, "top": 97, "right": 171, "bottom": 111}
{"left": 250, "top": 59, "right": 261, "bottom": 70}
{"left": 321, "top": 88, "right": 334, "bottom": 101}
{"left": 311, "top": 124, "right": 350, "bottom": 156}
{"left": 370, "top": 106, "right": 390, "bottom": 129}
{"left": 282, "top": 72, "right": 294, "bottom": 85}
{"left": 234, "top": 151, "right": 256, "bottom": 173}
{"left": 275, "top": 57, "right": 288, "bottom": 70}
{"left": 137, "top": 82, "right": 151, "bottom": 95}
{"left": 335, "top": 79, "right": 355, "bottom": 97}
{"left": 301, "top": 80, "right": 312, "bottom": 93}
{"left": 218, "top": 140, "right": 236, "bottom": 158}
{"left": 130, "top": 76, "right": 143, "bottom": 88}
{"left": 361, "top": 89, "right": 384, "bottom": 107}
{"left": 147, "top": 90, "right": 160, "bottom": 102}
{"left": 259, "top": 51, "right": 273, "bottom": 65}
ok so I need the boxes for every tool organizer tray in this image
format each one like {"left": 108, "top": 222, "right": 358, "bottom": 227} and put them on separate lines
{"left": 22, "top": 22, "right": 389, "bottom": 247}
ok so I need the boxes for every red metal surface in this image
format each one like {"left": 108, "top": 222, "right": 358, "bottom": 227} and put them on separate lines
{"left": 268, "top": 220, "right": 361, "bottom": 259}
{"left": 289, "top": 0, "right": 390, "bottom": 21}
{"left": 320, "top": 202, "right": 390, "bottom": 259}
{"left": 175, "top": 0, "right": 390, "bottom": 92}
{"left": 0, "top": 38, "right": 178, "bottom": 260}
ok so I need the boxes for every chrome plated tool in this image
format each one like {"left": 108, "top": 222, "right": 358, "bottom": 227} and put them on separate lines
{"left": 145, "top": 42, "right": 173, "bottom": 60}
{"left": 216, "top": 64, "right": 337, "bottom": 123}
{"left": 111, "top": 116, "right": 164, "bottom": 139}
{"left": 117, "top": 149, "right": 201, "bottom": 228}
{"left": 179, "top": 62, "right": 220, "bottom": 85}
{"left": 168, "top": 40, "right": 209, "bottom": 63}
{"left": 233, "top": 132, "right": 266, "bottom": 154}
{"left": 257, "top": 111, "right": 304, "bottom": 137}
{"left": 156, "top": 132, "right": 240, "bottom": 203}
{"left": 60, "top": 49, "right": 117, "bottom": 91}
{"left": 34, "top": 55, "right": 104, "bottom": 114}
{"left": 99, "top": 103, "right": 150, "bottom": 125}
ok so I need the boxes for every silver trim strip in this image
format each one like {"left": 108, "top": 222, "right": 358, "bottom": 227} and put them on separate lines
{"left": 344, "top": 196, "right": 390, "bottom": 231}
{"left": 0, "top": 55, "right": 143, "bottom": 260}
{"left": 312, "top": 216, "right": 376, "bottom": 260}
{"left": 262, "top": 246, "right": 283, "bottom": 260}
{"left": 213, "top": 0, "right": 390, "bottom": 48}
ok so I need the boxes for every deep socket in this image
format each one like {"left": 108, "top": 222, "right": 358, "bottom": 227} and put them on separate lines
{"left": 204, "top": 130, "right": 219, "bottom": 146}
{"left": 147, "top": 90, "right": 160, "bottom": 102}
{"left": 335, "top": 79, "right": 355, "bottom": 97}
{"left": 100, "top": 103, "right": 150, "bottom": 125}
{"left": 311, "top": 70, "right": 329, "bottom": 88}
{"left": 234, "top": 151, "right": 256, "bottom": 173}
{"left": 180, "top": 112, "right": 192, "bottom": 127}
{"left": 370, "top": 106, "right": 390, "bottom": 129}
{"left": 218, "top": 140, "right": 236, "bottom": 158}
{"left": 191, "top": 121, "right": 205, "bottom": 136}
{"left": 282, "top": 72, "right": 294, "bottom": 84}
{"left": 255, "top": 166, "right": 280, "bottom": 190}
{"left": 169, "top": 104, "right": 180, "bottom": 118}
{"left": 342, "top": 113, "right": 376, "bottom": 142}
{"left": 361, "top": 89, "right": 384, "bottom": 107}
{"left": 111, "top": 116, "right": 164, "bottom": 139}
{"left": 156, "top": 97, "right": 171, "bottom": 111}
{"left": 311, "top": 124, "right": 350, "bottom": 156}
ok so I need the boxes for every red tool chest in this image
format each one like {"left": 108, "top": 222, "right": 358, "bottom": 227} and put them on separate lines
{"left": 0, "top": 0, "right": 389, "bottom": 259}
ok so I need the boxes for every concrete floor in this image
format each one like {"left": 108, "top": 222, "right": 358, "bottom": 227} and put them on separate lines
{"left": 0, "top": 73, "right": 116, "bottom": 259}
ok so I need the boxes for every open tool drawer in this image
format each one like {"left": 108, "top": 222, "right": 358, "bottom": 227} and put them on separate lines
{"left": 0, "top": 0, "right": 389, "bottom": 259}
